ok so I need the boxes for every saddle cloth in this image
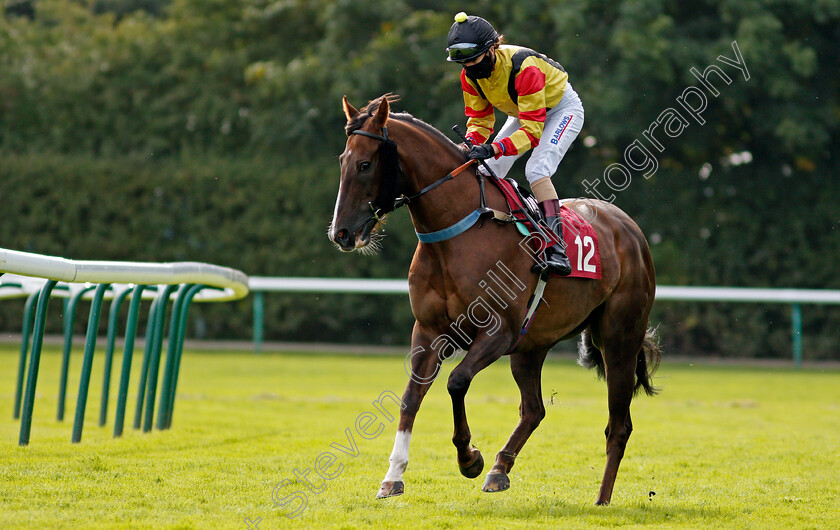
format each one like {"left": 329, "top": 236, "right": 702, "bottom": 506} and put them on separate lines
{"left": 493, "top": 177, "right": 602, "bottom": 279}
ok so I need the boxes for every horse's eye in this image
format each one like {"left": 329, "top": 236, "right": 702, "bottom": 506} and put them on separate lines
{"left": 359, "top": 161, "right": 371, "bottom": 172}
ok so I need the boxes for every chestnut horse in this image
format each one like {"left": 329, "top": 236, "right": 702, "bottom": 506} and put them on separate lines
{"left": 329, "top": 95, "right": 660, "bottom": 505}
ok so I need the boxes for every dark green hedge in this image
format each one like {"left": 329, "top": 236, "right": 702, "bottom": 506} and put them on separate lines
{"left": 0, "top": 153, "right": 416, "bottom": 343}
{"left": 2, "top": 1, "right": 839, "bottom": 358}
{"left": 1, "top": 153, "right": 838, "bottom": 359}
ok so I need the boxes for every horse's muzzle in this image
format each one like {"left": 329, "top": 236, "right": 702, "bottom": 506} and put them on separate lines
{"left": 331, "top": 217, "right": 377, "bottom": 251}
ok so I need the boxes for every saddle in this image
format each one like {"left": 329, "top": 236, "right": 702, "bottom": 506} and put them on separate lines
{"left": 490, "top": 177, "right": 602, "bottom": 280}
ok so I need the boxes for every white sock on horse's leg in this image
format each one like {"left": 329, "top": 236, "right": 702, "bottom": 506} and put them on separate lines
{"left": 383, "top": 430, "right": 411, "bottom": 482}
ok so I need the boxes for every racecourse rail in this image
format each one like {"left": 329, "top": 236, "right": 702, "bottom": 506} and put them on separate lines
{"left": 248, "top": 277, "right": 840, "bottom": 366}
{"left": 2, "top": 263, "right": 836, "bottom": 445}
{"left": 0, "top": 248, "right": 249, "bottom": 446}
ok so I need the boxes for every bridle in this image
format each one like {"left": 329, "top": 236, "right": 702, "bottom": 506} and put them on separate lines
{"left": 357, "top": 123, "right": 557, "bottom": 249}
{"left": 348, "top": 123, "right": 552, "bottom": 345}
{"left": 349, "top": 127, "right": 405, "bottom": 221}
{"left": 349, "top": 126, "right": 485, "bottom": 229}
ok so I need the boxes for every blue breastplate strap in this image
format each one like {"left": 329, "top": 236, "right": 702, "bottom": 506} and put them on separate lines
{"left": 415, "top": 209, "right": 483, "bottom": 243}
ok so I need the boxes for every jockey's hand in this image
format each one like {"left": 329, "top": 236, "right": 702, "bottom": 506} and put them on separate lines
{"left": 467, "top": 143, "right": 496, "bottom": 160}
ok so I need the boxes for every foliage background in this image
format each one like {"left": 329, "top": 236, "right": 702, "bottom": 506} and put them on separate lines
{"left": 1, "top": 0, "right": 838, "bottom": 358}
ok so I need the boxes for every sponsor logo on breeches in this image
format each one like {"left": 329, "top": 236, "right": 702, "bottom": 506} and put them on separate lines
{"left": 550, "top": 115, "right": 573, "bottom": 145}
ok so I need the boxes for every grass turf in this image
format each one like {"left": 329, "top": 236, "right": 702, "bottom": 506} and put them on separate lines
{"left": 0, "top": 345, "right": 838, "bottom": 528}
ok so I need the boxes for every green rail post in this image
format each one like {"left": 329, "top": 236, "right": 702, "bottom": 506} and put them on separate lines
{"left": 142, "top": 284, "right": 178, "bottom": 433}
{"left": 156, "top": 284, "right": 193, "bottom": 430}
{"left": 160, "top": 284, "right": 205, "bottom": 430}
{"left": 134, "top": 294, "right": 163, "bottom": 430}
{"left": 19, "top": 280, "right": 58, "bottom": 446}
{"left": 71, "top": 284, "right": 110, "bottom": 443}
{"left": 13, "top": 291, "right": 38, "bottom": 419}
{"left": 153, "top": 284, "right": 188, "bottom": 431}
{"left": 792, "top": 303, "right": 803, "bottom": 368}
{"left": 57, "top": 284, "right": 97, "bottom": 421}
{"left": 99, "top": 285, "right": 135, "bottom": 427}
{"left": 113, "top": 285, "right": 147, "bottom": 438}
{"left": 253, "top": 291, "right": 264, "bottom": 353}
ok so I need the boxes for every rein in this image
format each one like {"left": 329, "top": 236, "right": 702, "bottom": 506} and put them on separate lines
{"left": 350, "top": 127, "right": 495, "bottom": 242}
{"left": 350, "top": 123, "right": 550, "bottom": 342}
{"left": 396, "top": 158, "right": 476, "bottom": 209}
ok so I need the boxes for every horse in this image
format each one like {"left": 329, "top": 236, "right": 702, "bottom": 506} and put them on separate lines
{"left": 329, "top": 94, "right": 660, "bottom": 505}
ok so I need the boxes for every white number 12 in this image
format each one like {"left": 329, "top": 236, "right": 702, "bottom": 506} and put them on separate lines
{"left": 574, "top": 235, "right": 597, "bottom": 273}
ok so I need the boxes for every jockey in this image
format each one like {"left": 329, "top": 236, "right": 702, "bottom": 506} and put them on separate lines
{"left": 447, "top": 12, "right": 584, "bottom": 276}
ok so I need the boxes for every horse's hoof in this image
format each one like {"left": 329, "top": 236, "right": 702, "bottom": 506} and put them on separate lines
{"left": 375, "top": 480, "right": 404, "bottom": 499}
{"left": 481, "top": 472, "right": 510, "bottom": 493}
{"left": 595, "top": 499, "right": 610, "bottom": 506}
{"left": 459, "top": 451, "right": 484, "bottom": 479}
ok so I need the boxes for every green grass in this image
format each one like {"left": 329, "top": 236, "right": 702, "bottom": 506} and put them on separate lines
{"left": 0, "top": 345, "right": 838, "bottom": 529}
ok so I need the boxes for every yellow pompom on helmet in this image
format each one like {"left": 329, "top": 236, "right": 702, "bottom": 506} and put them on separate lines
{"left": 446, "top": 12, "right": 498, "bottom": 63}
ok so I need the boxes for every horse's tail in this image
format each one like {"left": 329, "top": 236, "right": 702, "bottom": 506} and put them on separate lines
{"left": 577, "top": 328, "right": 606, "bottom": 381}
{"left": 577, "top": 326, "right": 662, "bottom": 397}
{"left": 636, "top": 326, "right": 662, "bottom": 396}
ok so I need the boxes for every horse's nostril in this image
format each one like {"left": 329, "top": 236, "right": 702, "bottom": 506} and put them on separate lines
{"left": 335, "top": 228, "right": 351, "bottom": 245}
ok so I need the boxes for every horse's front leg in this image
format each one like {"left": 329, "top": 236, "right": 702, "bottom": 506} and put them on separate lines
{"left": 376, "top": 326, "right": 440, "bottom": 499}
{"left": 447, "top": 333, "right": 511, "bottom": 479}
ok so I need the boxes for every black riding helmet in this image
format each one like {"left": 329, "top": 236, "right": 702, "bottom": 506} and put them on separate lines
{"left": 446, "top": 12, "right": 498, "bottom": 63}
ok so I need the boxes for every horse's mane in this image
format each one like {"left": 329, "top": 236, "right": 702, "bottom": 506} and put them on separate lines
{"left": 345, "top": 95, "right": 467, "bottom": 160}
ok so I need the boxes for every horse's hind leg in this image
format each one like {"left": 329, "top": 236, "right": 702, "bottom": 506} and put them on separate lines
{"left": 482, "top": 348, "right": 549, "bottom": 493}
{"left": 591, "top": 305, "right": 648, "bottom": 505}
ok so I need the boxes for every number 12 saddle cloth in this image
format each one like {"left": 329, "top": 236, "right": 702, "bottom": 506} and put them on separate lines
{"left": 493, "top": 177, "right": 602, "bottom": 279}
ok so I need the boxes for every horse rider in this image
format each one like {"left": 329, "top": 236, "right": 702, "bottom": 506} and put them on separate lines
{"left": 446, "top": 12, "right": 584, "bottom": 276}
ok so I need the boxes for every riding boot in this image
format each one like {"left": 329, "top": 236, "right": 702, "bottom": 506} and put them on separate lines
{"left": 538, "top": 199, "right": 572, "bottom": 276}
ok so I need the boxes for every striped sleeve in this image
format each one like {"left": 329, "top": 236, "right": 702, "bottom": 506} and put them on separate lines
{"left": 498, "top": 64, "right": 548, "bottom": 156}
{"left": 461, "top": 70, "right": 495, "bottom": 145}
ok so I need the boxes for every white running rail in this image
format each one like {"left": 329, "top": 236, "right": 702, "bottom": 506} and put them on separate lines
{"left": 0, "top": 248, "right": 249, "bottom": 301}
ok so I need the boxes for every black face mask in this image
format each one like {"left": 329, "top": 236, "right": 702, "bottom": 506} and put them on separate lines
{"left": 464, "top": 52, "right": 494, "bottom": 79}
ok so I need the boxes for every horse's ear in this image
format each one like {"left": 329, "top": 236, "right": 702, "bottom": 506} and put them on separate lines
{"left": 371, "top": 96, "right": 390, "bottom": 127}
{"left": 342, "top": 96, "right": 358, "bottom": 121}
